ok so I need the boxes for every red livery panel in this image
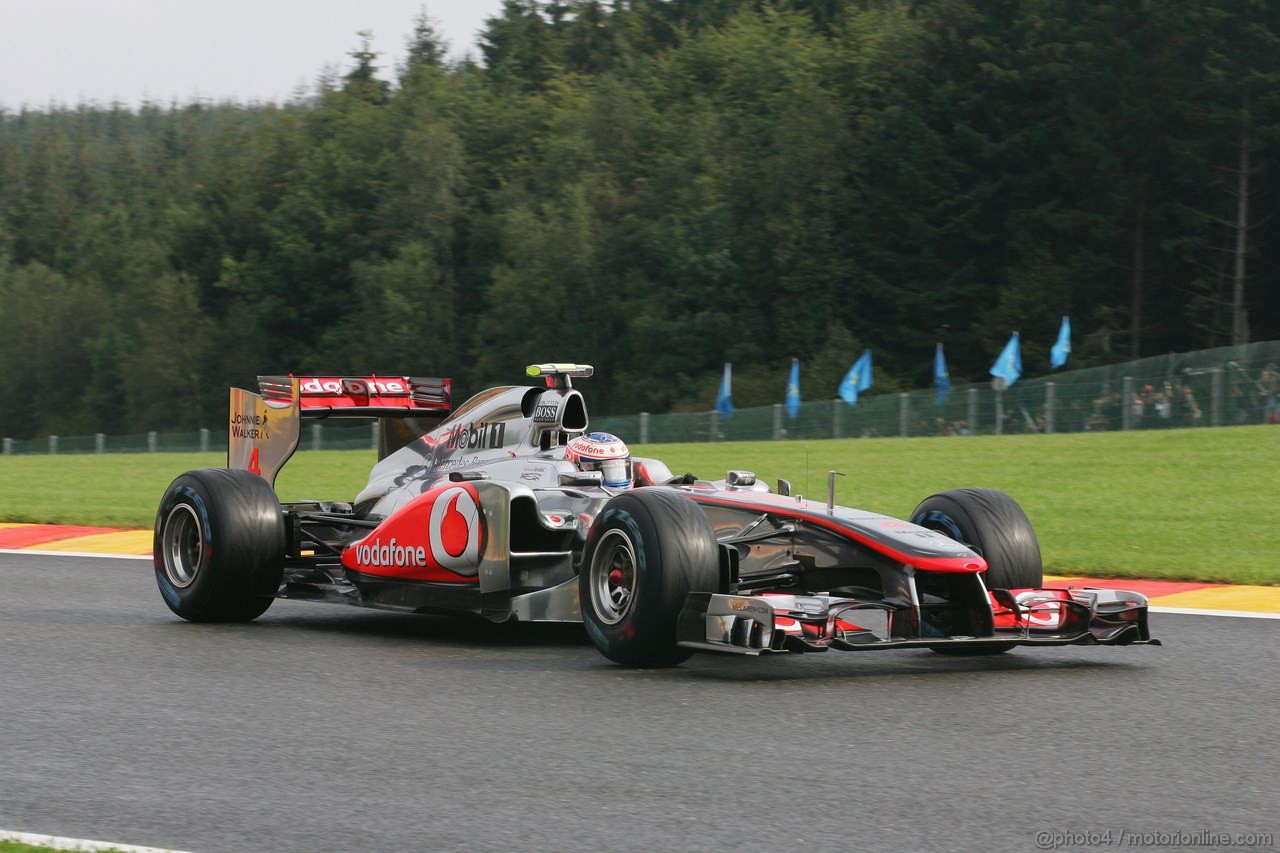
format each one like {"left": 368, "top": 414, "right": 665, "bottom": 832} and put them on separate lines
{"left": 340, "top": 483, "right": 485, "bottom": 582}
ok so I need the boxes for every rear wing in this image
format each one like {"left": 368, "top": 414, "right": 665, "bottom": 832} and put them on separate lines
{"left": 258, "top": 375, "right": 451, "bottom": 417}
{"left": 229, "top": 375, "right": 453, "bottom": 487}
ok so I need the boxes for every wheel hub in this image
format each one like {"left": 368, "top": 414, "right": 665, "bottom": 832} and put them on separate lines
{"left": 162, "top": 503, "right": 203, "bottom": 589}
{"left": 590, "top": 529, "right": 638, "bottom": 625}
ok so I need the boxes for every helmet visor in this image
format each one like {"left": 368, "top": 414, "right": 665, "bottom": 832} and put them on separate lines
{"left": 581, "top": 457, "right": 632, "bottom": 488}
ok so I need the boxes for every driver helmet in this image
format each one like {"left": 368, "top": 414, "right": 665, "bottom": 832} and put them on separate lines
{"left": 564, "top": 432, "right": 633, "bottom": 489}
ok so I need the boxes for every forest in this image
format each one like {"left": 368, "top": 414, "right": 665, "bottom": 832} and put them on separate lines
{"left": 2, "top": 0, "right": 1279, "bottom": 439}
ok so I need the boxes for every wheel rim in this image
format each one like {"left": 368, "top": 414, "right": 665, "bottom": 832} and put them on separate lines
{"left": 162, "top": 503, "right": 203, "bottom": 589}
{"left": 916, "top": 509, "right": 974, "bottom": 551}
{"left": 589, "top": 529, "right": 638, "bottom": 625}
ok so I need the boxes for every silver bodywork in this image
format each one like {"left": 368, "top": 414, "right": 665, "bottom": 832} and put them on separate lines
{"left": 225, "top": 367, "right": 1157, "bottom": 655}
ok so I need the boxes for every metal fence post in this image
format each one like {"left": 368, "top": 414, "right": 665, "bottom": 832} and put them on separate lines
{"left": 899, "top": 393, "right": 909, "bottom": 437}
{"left": 49, "top": 435, "right": 58, "bottom": 455}
{"left": 1210, "top": 368, "right": 1223, "bottom": 426}
{"left": 967, "top": 387, "right": 978, "bottom": 435}
{"left": 639, "top": 412, "right": 649, "bottom": 445}
{"left": 773, "top": 404, "right": 783, "bottom": 440}
{"left": 95, "top": 433, "right": 106, "bottom": 453}
{"left": 2, "top": 438, "right": 11, "bottom": 456}
{"left": 147, "top": 431, "right": 158, "bottom": 452}
{"left": 709, "top": 410, "right": 718, "bottom": 443}
{"left": 312, "top": 423, "right": 323, "bottom": 451}
{"left": 371, "top": 421, "right": 378, "bottom": 450}
{"left": 833, "top": 399, "right": 842, "bottom": 439}
{"left": 1122, "top": 376, "right": 1134, "bottom": 431}
{"left": 1045, "top": 382, "right": 1055, "bottom": 434}
{"left": 199, "top": 428, "right": 210, "bottom": 453}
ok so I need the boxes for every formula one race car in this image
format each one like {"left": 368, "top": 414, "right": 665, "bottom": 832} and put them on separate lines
{"left": 154, "top": 364, "right": 1158, "bottom": 666}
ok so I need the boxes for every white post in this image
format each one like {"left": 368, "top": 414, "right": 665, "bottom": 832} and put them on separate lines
{"left": 312, "top": 423, "right": 323, "bottom": 451}
{"left": 199, "top": 428, "right": 210, "bottom": 453}
{"left": 967, "top": 387, "right": 978, "bottom": 434}
{"left": 95, "top": 433, "right": 106, "bottom": 454}
{"left": 1045, "top": 382, "right": 1055, "bottom": 434}
{"left": 371, "top": 421, "right": 379, "bottom": 450}
{"left": 2, "top": 438, "right": 11, "bottom": 455}
{"left": 49, "top": 435, "right": 58, "bottom": 455}
{"left": 639, "top": 412, "right": 650, "bottom": 445}
{"left": 1122, "top": 376, "right": 1134, "bottom": 431}
{"left": 899, "top": 393, "right": 909, "bottom": 437}
{"left": 1210, "top": 368, "right": 1223, "bottom": 426}
{"left": 147, "top": 431, "right": 158, "bottom": 452}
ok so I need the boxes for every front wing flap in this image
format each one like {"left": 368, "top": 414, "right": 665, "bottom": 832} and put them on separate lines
{"left": 677, "top": 587, "right": 1160, "bottom": 656}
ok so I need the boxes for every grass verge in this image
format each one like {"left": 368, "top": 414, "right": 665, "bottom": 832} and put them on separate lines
{"left": 0, "top": 425, "right": 1274, "bottom": 585}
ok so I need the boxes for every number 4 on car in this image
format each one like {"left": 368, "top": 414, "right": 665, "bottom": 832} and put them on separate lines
{"left": 154, "top": 363, "right": 1158, "bottom": 667}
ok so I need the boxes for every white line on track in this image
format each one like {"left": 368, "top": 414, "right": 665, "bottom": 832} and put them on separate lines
{"left": 0, "top": 829, "right": 194, "bottom": 853}
{"left": 0, "top": 548, "right": 150, "bottom": 560}
{"left": 1151, "top": 605, "right": 1280, "bottom": 620}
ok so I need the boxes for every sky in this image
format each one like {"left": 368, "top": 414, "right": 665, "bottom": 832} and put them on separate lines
{"left": 0, "top": 0, "right": 507, "bottom": 110}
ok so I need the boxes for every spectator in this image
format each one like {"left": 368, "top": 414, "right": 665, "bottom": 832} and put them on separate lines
{"left": 1133, "top": 384, "right": 1153, "bottom": 428}
{"left": 1153, "top": 384, "right": 1173, "bottom": 427}
{"left": 1176, "top": 383, "right": 1202, "bottom": 427}
{"left": 1259, "top": 363, "right": 1279, "bottom": 424}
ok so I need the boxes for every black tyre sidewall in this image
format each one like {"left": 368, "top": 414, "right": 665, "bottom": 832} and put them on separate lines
{"left": 580, "top": 490, "right": 719, "bottom": 667}
{"left": 154, "top": 468, "right": 285, "bottom": 622}
{"left": 910, "top": 487, "right": 1043, "bottom": 590}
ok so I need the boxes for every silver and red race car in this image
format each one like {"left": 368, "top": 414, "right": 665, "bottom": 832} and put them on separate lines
{"left": 154, "top": 363, "right": 1158, "bottom": 665}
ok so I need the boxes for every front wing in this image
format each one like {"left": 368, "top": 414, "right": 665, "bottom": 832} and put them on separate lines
{"left": 677, "top": 587, "right": 1160, "bottom": 655}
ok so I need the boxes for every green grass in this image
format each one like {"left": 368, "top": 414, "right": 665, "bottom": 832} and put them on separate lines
{"left": 0, "top": 426, "right": 1275, "bottom": 585}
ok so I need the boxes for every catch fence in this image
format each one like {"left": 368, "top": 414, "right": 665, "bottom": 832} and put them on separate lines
{"left": 594, "top": 341, "right": 1280, "bottom": 443}
{"left": 3, "top": 341, "right": 1278, "bottom": 455}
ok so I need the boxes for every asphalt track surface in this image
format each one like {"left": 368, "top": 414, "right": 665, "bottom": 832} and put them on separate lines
{"left": 2, "top": 554, "right": 1277, "bottom": 853}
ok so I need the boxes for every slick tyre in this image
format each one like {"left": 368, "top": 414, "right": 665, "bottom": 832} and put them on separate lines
{"left": 911, "top": 488, "right": 1043, "bottom": 656}
{"left": 579, "top": 489, "right": 720, "bottom": 667}
{"left": 154, "top": 468, "right": 286, "bottom": 622}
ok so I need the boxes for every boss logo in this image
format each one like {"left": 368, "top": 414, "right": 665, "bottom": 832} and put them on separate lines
{"left": 533, "top": 403, "right": 559, "bottom": 422}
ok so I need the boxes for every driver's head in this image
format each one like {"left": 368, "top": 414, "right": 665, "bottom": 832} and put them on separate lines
{"left": 564, "top": 432, "right": 632, "bottom": 489}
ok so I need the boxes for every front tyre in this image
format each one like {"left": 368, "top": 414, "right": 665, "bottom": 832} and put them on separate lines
{"left": 154, "top": 468, "right": 286, "bottom": 622}
{"left": 579, "top": 490, "right": 719, "bottom": 667}
{"left": 911, "top": 487, "right": 1043, "bottom": 589}
{"left": 911, "top": 487, "right": 1043, "bottom": 656}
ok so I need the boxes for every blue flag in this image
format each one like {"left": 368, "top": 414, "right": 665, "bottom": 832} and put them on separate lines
{"left": 715, "top": 363, "right": 734, "bottom": 416}
{"left": 1050, "top": 316, "right": 1071, "bottom": 368}
{"left": 990, "top": 332, "right": 1022, "bottom": 390}
{"left": 785, "top": 358, "right": 800, "bottom": 419}
{"left": 838, "top": 349, "right": 873, "bottom": 405}
{"left": 934, "top": 343, "right": 951, "bottom": 406}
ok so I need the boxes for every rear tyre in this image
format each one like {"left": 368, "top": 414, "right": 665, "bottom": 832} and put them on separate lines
{"left": 911, "top": 487, "right": 1043, "bottom": 656}
{"left": 579, "top": 489, "right": 719, "bottom": 667}
{"left": 154, "top": 468, "right": 286, "bottom": 622}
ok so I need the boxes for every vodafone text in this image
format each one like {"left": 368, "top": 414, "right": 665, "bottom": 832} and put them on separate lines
{"left": 354, "top": 537, "right": 427, "bottom": 568}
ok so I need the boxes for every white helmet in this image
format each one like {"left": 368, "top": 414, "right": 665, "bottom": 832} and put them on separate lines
{"left": 564, "top": 432, "right": 632, "bottom": 489}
